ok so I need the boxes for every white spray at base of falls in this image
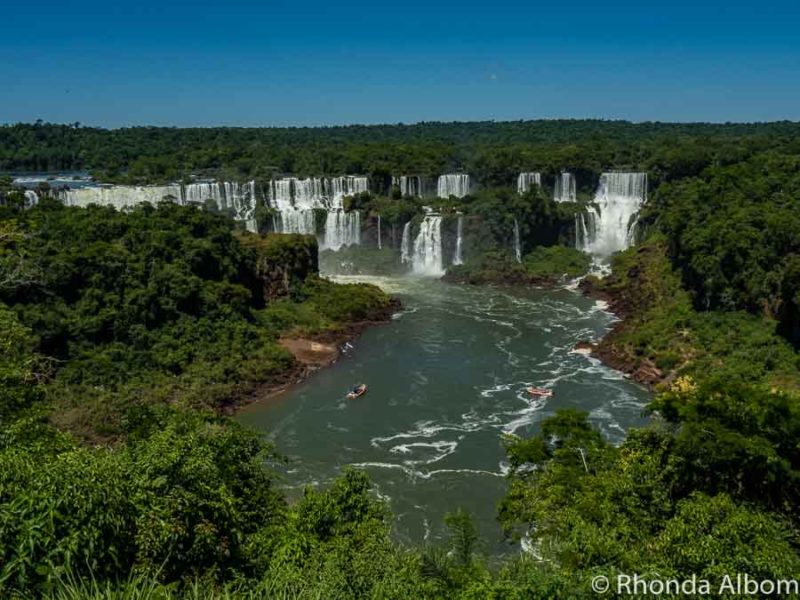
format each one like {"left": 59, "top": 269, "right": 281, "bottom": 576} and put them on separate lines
{"left": 400, "top": 222, "right": 412, "bottom": 263}
{"left": 453, "top": 216, "right": 464, "bottom": 266}
{"left": 554, "top": 173, "right": 577, "bottom": 203}
{"left": 513, "top": 219, "right": 522, "bottom": 263}
{"left": 377, "top": 215, "right": 382, "bottom": 250}
{"left": 437, "top": 174, "right": 470, "bottom": 198}
{"left": 412, "top": 216, "right": 444, "bottom": 276}
{"left": 579, "top": 172, "right": 647, "bottom": 257}
{"left": 517, "top": 172, "right": 541, "bottom": 194}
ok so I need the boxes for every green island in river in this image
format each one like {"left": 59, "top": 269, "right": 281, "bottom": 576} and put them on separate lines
{"left": 1, "top": 119, "right": 800, "bottom": 597}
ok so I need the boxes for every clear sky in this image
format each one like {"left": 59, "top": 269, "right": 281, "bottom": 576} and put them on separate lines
{"left": 2, "top": 0, "right": 799, "bottom": 127}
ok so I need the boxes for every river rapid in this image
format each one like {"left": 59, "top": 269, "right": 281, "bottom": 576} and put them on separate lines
{"left": 238, "top": 276, "right": 650, "bottom": 553}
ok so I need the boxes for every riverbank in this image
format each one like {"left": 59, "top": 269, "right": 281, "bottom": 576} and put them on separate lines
{"left": 577, "top": 241, "right": 800, "bottom": 392}
{"left": 577, "top": 259, "right": 667, "bottom": 389}
{"left": 238, "top": 297, "right": 402, "bottom": 410}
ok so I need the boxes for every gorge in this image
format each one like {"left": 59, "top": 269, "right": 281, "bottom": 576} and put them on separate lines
{"left": 4, "top": 118, "right": 799, "bottom": 596}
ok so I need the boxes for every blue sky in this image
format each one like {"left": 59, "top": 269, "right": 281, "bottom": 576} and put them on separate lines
{"left": 2, "top": 0, "right": 798, "bottom": 126}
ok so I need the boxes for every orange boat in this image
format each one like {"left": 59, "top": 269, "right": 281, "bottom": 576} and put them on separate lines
{"left": 347, "top": 384, "right": 368, "bottom": 400}
{"left": 527, "top": 386, "right": 553, "bottom": 398}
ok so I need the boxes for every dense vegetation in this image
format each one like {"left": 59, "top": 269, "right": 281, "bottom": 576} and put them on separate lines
{"left": 4, "top": 120, "right": 800, "bottom": 191}
{"left": 446, "top": 247, "right": 590, "bottom": 286}
{"left": 2, "top": 119, "right": 800, "bottom": 597}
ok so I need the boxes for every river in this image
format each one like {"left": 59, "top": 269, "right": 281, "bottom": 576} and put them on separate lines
{"left": 237, "top": 276, "right": 650, "bottom": 553}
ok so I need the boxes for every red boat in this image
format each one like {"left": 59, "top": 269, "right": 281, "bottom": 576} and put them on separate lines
{"left": 527, "top": 386, "right": 553, "bottom": 398}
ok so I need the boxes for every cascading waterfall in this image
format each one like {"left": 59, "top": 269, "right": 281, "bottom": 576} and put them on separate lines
{"left": 268, "top": 176, "right": 367, "bottom": 242}
{"left": 400, "top": 222, "right": 412, "bottom": 263}
{"left": 517, "top": 172, "right": 541, "bottom": 194}
{"left": 292, "top": 178, "right": 328, "bottom": 209}
{"left": 513, "top": 219, "right": 522, "bottom": 263}
{"left": 268, "top": 179, "right": 295, "bottom": 211}
{"left": 437, "top": 174, "right": 470, "bottom": 198}
{"left": 323, "top": 210, "right": 361, "bottom": 251}
{"left": 453, "top": 216, "right": 464, "bottom": 266}
{"left": 272, "top": 209, "right": 316, "bottom": 235}
{"left": 554, "top": 172, "right": 577, "bottom": 203}
{"left": 23, "top": 190, "right": 39, "bottom": 206}
{"left": 59, "top": 181, "right": 258, "bottom": 221}
{"left": 330, "top": 176, "right": 369, "bottom": 207}
{"left": 377, "top": 215, "right": 382, "bottom": 250}
{"left": 412, "top": 216, "right": 444, "bottom": 276}
{"left": 574, "top": 211, "right": 595, "bottom": 251}
{"left": 580, "top": 172, "right": 647, "bottom": 257}
{"left": 184, "top": 181, "right": 257, "bottom": 219}
{"left": 268, "top": 178, "right": 316, "bottom": 235}
{"left": 60, "top": 184, "right": 184, "bottom": 210}
{"left": 393, "top": 175, "right": 423, "bottom": 198}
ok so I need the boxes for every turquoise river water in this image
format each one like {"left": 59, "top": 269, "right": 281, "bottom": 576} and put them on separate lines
{"left": 238, "top": 276, "right": 650, "bottom": 553}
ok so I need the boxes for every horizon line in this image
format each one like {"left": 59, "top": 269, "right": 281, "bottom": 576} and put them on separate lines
{"left": 3, "top": 117, "right": 800, "bottom": 131}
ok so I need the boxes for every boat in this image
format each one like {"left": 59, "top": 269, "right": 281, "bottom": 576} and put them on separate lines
{"left": 527, "top": 386, "right": 553, "bottom": 397}
{"left": 346, "top": 384, "right": 368, "bottom": 400}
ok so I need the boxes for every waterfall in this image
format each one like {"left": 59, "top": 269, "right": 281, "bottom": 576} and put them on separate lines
{"left": 453, "top": 216, "right": 464, "bottom": 266}
{"left": 292, "top": 178, "right": 328, "bottom": 209}
{"left": 554, "top": 173, "right": 577, "bottom": 203}
{"left": 377, "top": 215, "right": 382, "bottom": 250}
{"left": 23, "top": 190, "right": 38, "bottom": 206}
{"left": 412, "top": 216, "right": 444, "bottom": 276}
{"left": 574, "top": 211, "right": 595, "bottom": 251}
{"left": 272, "top": 210, "right": 316, "bottom": 235}
{"left": 437, "top": 174, "right": 470, "bottom": 198}
{"left": 517, "top": 172, "right": 541, "bottom": 194}
{"left": 268, "top": 176, "right": 367, "bottom": 236}
{"left": 59, "top": 181, "right": 258, "bottom": 221}
{"left": 322, "top": 210, "right": 361, "bottom": 251}
{"left": 268, "top": 178, "right": 316, "bottom": 234}
{"left": 513, "top": 219, "right": 522, "bottom": 263}
{"left": 268, "top": 179, "right": 295, "bottom": 211}
{"left": 330, "top": 176, "right": 369, "bottom": 207}
{"left": 580, "top": 172, "right": 647, "bottom": 256}
{"left": 393, "top": 175, "right": 423, "bottom": 197}
{"left": 400, "top": 222, "right": 412, "bottom": 263}
{"left": 183, "top": 181, "right": 257, "bottom": 219}
{"left": 60, "top": 185, "right": 184, "bottom": 209}
{"left": 245, "top": 219, "right": 258, "bottom": 233}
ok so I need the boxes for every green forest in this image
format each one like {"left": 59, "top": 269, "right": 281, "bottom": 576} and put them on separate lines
{"left": 1, "top": 119, "right": 800, "bottom": 597}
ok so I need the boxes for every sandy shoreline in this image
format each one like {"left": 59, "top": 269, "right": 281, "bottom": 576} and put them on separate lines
{"left": 234, "top": 298, "right": 402, "bottom": 413}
